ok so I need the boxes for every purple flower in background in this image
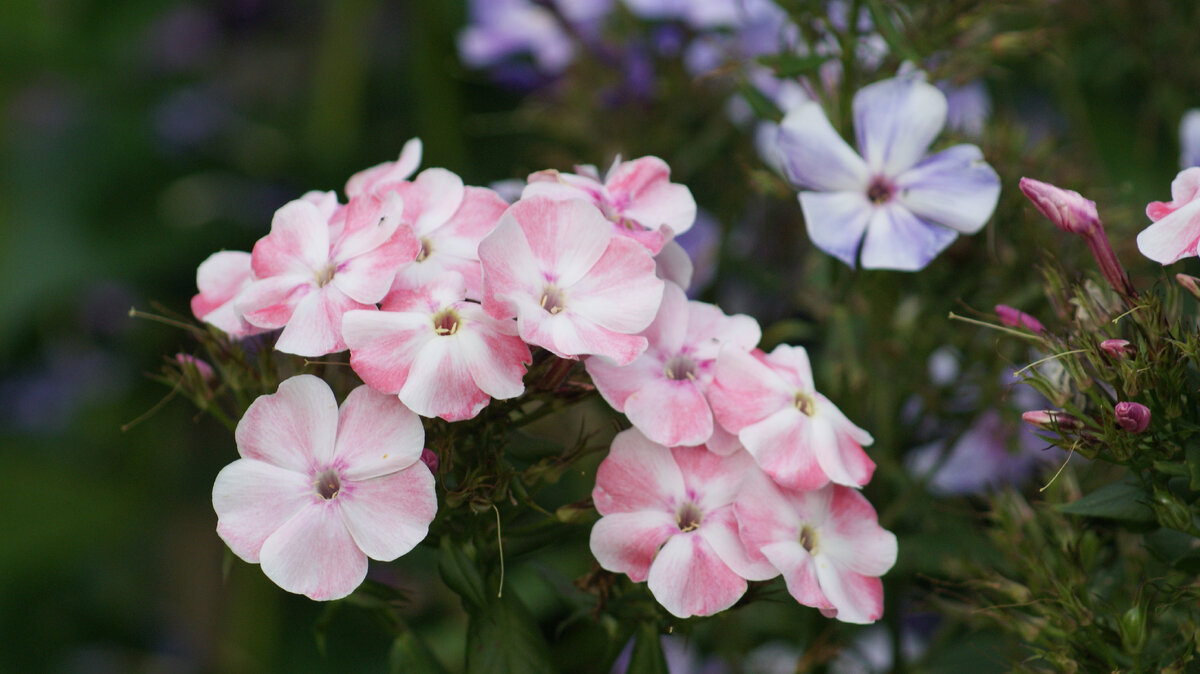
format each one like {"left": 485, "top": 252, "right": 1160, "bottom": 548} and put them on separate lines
{"left": 775, "top": 71, "right": 1001, "bottom": 270}
{"left": 1181, "top": 109, "right": 1200, "bottom": 169}
{"left": 938, "top": 79, "right": 991, "bottom": 138}
{"left": 907, "top": 409, "right": 1054, "bottom": 496}
{"left": 457, "top": 0, "right": 576, "bottom": 77}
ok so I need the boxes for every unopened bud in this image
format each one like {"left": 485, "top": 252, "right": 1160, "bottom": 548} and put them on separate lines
{"left": 995, "top": 304, "right": 1044, "bottom": 333}
{"left": 1176, "top": 273, "right": 1200, "bottom": 300}
{"left": 175, "top": 353, "right": 215, "bottom": 381}
{"left": 1021, "top": 409, "right": 1082, "bottom": 431}
{"left": 420, "top": 448, "right": 440, "bottom": 474}
{"left": 1114, "top": 402, "right": 1150, "bottom": 433}
{"left": 1100, "top": 339, "right": 1133, "bottom": 358}
{"left": 1119, "top": 604, "right": 1147, "bottom": 655}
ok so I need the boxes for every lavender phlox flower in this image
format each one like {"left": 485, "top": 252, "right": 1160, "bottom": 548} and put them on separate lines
{"left": 775, "top": 70, "right": 1001, "bottom": 270}
{"left": 907, "top": 410, "right": 1053, "bottom": 496}
{"left": 458, "top": 0, "right": 577, "bottom": 76}
{"left": 937, "top": 79, "right": 991, "bottom": 138}
{"left": 1181, "top": 109, "right": 1200, "bottom": 169}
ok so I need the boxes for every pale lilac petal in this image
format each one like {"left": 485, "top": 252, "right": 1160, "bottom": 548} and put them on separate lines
{"left": 647, "top": 533, "right": 747, "bottom": 618}
{"left": 625, "top": 377, "right": 713, "bottom": 447}
{"left": 213, "top": 458, "right": 312, "bottom": 563}
{"left": 339, "top": 464, "right": 436, "bottom": 561}
{"left": 259, "top": 503, "right": 367, "bottom": 601}
{"left": 698, "top": 506, "right": 777, "bottom": 581}
{"left": 593, "top": 429, "right": 686, "bottom": 515}
{"left": 853, "top": 76, "right": 947, "bottom": 176}
{"left": 252, "top": 200, "right": 331, "bottom": 278}
{"left": 709, "top": 345, "right": 792, "bottom": 433}
{"left": 589, "top": 510, "right": 678, "bottom": 582}
{"left": 343, "top": 310, "right": 434, "bottom": 394}
{"left": 237, "top": 275, "right": 311, "bottom": 330}
{"left": 274, "top": 286, "right": 371, "bottom": 357}
{"left": 859, "top": 204, "right": 959, "bottom": 271}
{"left": 400, "top": 337, "right": 492, "bottom": 421}
{"left": 895, "top": 144, "right": 1000, "bottom": 234}
{"left": 798, "top": 191, "right": 873, "bottom": 268}
{"left": 776, "top": 102, "right": 870, "bottom": 192}
{"left": 1137, "top": 198, "right": 1200, "bottom": 265}
{"left": 761, "top": 541, "right": 833, "bottom": 610}
{"left": 567, "top": 236, "right": 664, "bottom": 334}
{"left": 812, "top": 561, "right": 885, "bottom": 624}
{"left": 740, "top": 408, "right": 830, "bottom": 491}
{"left": 607, "top": 156, "right": 697, "bottom": 237}
{"left": 333, "top": 385, "right": 425, "bottom": 480}
{"left": 235, "top": 374, "right": 339, "bottom": 472}
{"left": 1181, "top": 110, "right": 1200, "bottom": 169}
{"left": 821, "top": 487, "right": 897, "bottom": 577}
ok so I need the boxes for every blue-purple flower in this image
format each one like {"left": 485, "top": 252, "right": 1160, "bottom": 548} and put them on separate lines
{"left": 774, "top": 71, "right": 1001, "bottom": 270}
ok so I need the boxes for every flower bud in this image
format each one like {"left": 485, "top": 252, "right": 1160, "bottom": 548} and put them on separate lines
{"left": 175, "top": 353, "right": 215, "bottom": 381}
{"left": 995, "top": 304, "right": 1044, "bottom": 333}
{"left": 1119, "top": 604, "right": 1147, "bottom": 655}
{"left": 420, "top": 448, "right": 440, "bottom": 474}
{"left": 1021, "top": 409, "right": 1082, "bottom": 431}
{"left": 1114, "top": 402, "right": 1150, "bottom": 433}
{"left": 1176, "top": 273, "right": 1200, "bottom": 300}
{"left": 1099, "top": 339, "right": 1133, "bottom": 358}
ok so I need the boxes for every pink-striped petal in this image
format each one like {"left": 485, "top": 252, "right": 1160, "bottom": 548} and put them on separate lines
{"left": 334, "top": 191, "right": 406, "bottom": 262}
{"left": 607, "top": 156, "right": 697, "bottom": 237}
{"left": 339, "top": 463, "right": 436, "bottom": 561}
{"left": 274, "top": 286, "right": 371, "bottom": 357}
{"left": 732, "top": 468, "right": 803, "bottom": 554}
{"left": 252, "top": 200, "right": 331, "bottom": 279}
{"left": 821, "top": 487, "right": 897, "bottom": 577}
{"left": 565, "top": 236, "right": 664, "bottom": 334}
{"left": 235, "top": 374, "right": 339, "bottom": 472}
{"left": 542, "top": 313, "right": 649, "bottom": 365}
{"left": 455, "top": 307, "right": 530, "bottom": 400}
{"left": 345, "top": 138, "right": 423, "bottom": 198}
{"left": 343, "top": 309, "right": 435, "bottom": 394}
{"left": 192, "top": 250, "right": 254, "bottom": 321}
{"left": 589, "top": 510, "right": 678, "bottom": 582}
{"left": 798, "top": 190, "right": 874, "bottom": 268}
{"left": 259, "top": 502, "right": 367, "bottom": 601}
{"left": 760, "top": 540, "right": 834, "bottom": 610}
{"left": 777, "top": 102, "right": 870, "bottom": 192}
{"left": 859, "top": 204, "right": 959, "bottom": 271}
{"left": 853, "top": 75, "right": 946, "bottom": 177}
{"left": 478, "top": 210, "right": 545, "bottom": 320}
{"left": 895, "top": 144, "right": 1000, "bottom": 234}
{"left": 698, "top": 506, "right": 777, "bottom": 581}
{"left": 1138, "top": 197, "right": 1200, "bottom": 265}
{"left": 401, "top": 168, "right": 466, "bottom": 235}
{"left": 625, "top": 377, "right": 713, "bottom": 448}
{"left": 333, "top": 385, "right": 425, "bottom": 480}
{"left": 399, "top": 336, "right": 490, "bottom": 421}
{"left": 213, "top": 458, "right": 312, "bottom": 563}
{"left": 812, "top": 561, "right": 885, "bottom": 624}
{"left": 237, "top": 275, "right": 311, "bottom": 330}
{"left": 332, "top": 225, "right": 419, "bottom": 304}
{"left": 740, "top": 407, "right": 830, "bottom": 491}
{"left": 516, "top": 197, "right": 612, "bottom": 288}
{"left": 593, "top": 429, "right": 686, "bottom": 515}
{"left": 709, "top": 344, "right": 792, "bottom": 433}
{"left": 646, "top": 533, "right": 747, "bottom": 618}
{"left": 809, "top": 415, "right": 874, "bottom": 488}
{"left": 640, "top": 281, "right": 689, "bottom": 356}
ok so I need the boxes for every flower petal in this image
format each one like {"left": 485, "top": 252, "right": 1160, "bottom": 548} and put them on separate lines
{"left": 859, "top": 204, "right": 959, "bottom": 271}
{"left": 213, "top": 458, "right": 312, "bottom": 563}
{"left": 625, "top": 377, "right": 713, "bottom": 448}
{"left": 514, "top": 197, "right": 612, "bottom": 288}
{"left": 798, "top": 191, "right": 874, "bottom": 268}
{"left": 252, "top": 200, "right": 331, "bottom": 278}
{"left": 236, "top": 374, "right": 339, "bottom": 472}
{"left": 260, "top": 503, "right": 367, "bottom": 600}
{"left": 275, "top": 286, "right": 372, "bottom": 357}
{"left": 333, "top": 385, "right": 425, "bottom": 480}
{"left": 343, "top": 309, "right": 434, "bottom": 394}
{"left": 647, "top": 533, "right": 747, "bottom": 618}
{"left": 812, "top": 559, "right": 885, "bottom": 624}
{"left": 237, "top": 275, "right": 311, "bottom": 330}
{"left": 853, "top": 75, "right": 947, "bottom": 176}
{"left": 776, "top": 102, "right": 869, "bottom": 192}
{"left": 607, "top": 156, "right": 697, "bottom": 237}
{"left": 821, "top": 486, "right": 897, "bottom": 577}
{"left": 699, "top": 506, "right": 778, "bottom": 581}
{"left": 399, "top": 336, "right": 492, "bottom": 421}
{"left": 740, "top": 407, "right": 830, "bottom": 491}
{"left": 1137, "top": 198, "right": 1200, "bottom": 265}
{"left": 593, "top": 429, "right": 686, "bottom": 516}
{"left": 339, "top": 463, "right": 436, "bottom": 561}
{"left": 895, "top": 144, "right": 1000, "bottom": 234}
{"left": 589, "top": 510, "right": 678, "bottom": 582}
{"left": 709, "top": 344, "right": 792, "bottom": 434}
{"left": 566, "top": 236, "right": 665, "bottom": 335}
{"left": 761, "top": 541, "right": 833, "bottom": 610}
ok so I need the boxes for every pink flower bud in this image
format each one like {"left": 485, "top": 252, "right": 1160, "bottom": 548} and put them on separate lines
{"left": 995, "top": 304, "right": 1045, "bottom": 333}
{"left": 1021, "top": 409, "right": 1082, "bottom": 431}
{"left": 420, "top": 448, "right": 439, "bottom": 474}
{"left": 1019, "top": 177, "right": 1136, "bottom": 301}
{"left": 1177, "top": 273, "right": 1200, "bottom": 300}
{"left": 175, "top": 353, "right": 215, "bottom": 381}
{"left": 1100, "top": 339, "right": 1133, "bottom": 358}
{"left": 1114, "top": 402, "right": 1150, "bottom": 433}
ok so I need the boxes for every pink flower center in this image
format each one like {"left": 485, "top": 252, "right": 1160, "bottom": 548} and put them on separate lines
{"left": 676, "top": 502, "right": 702, "bottom": 532}
{"left": 794, "top": 392, "right": 815, "bottom": 416}
{"left": 314, "top": 263, "right": 337, "bottom": 287}
{"left": 663, "top": 354, "right": 697, "bottom": 381}
{"left": 866, "top": 176, "right": 894, "bottom": 205}
{"left": 432, "top": 308, "right": 461, "bottom": 336}
{"left": 314, "top": 468, "right": 342, "bottom": 500}
{"left": 416, "top": 237, "right": 433, "bottom": 262}
{"left": 540, "top": 285, "right": 566, "bottom": 314}
{"left": 799, "top": 524, "right": 819, "bottom": 554}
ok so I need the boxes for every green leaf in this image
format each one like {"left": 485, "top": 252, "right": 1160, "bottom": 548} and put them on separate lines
{"left": 1057, "top": 477, "right": 1156, "bottom": 523}
{"left": 1186, "top": 444, "right": 1200, "bottom": 491}
{"left": 390, "top": 632, "right": 448, "bottom": 674}
{"left": 439, "top": 537, "right": 488, "bottom": 610}
{"left": 465, "top": 590, "right": 556, "bottom": 674}
{"left": 626, "top": 623, "right": 669, "bottom": 674}
{"left": 735, "top": 82, "right": 783, "bottom": 122}
{"left": 863, "top": 0, "right": 919, "bottom": 63}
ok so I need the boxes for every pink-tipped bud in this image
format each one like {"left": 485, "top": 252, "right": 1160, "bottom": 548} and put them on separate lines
{"left": 420, "top": 448, "right": 439, "bottom": 474}
{"left": 1176, "top": 273, "right": 1200, "bottom": 300}
{"left": 1022, "top": 409, "right": 1082, "bottom": 431}
{"left": 995, "top": 304, "right": 1045, "bottom": 333}
{"left": 1114, "top": 402, "right": 1150, "bottom": 433}
{"left": 175, "top": 353, "right": 215, "bottom": 381}
{"left": 1100, "top": 339, "right": 1133, "bottom": 358}
{"left": 1019, "top": 177, "right": 1100, "bottom": 236}
{"left": 1020, "top": 177, "right": 1136, "bottom": 301}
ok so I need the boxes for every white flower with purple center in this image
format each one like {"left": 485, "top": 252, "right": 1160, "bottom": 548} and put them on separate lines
{"left": 775, "top": 71, "right": 1001, "bottom": 270}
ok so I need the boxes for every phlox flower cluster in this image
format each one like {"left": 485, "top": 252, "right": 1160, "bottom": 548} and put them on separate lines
{"left": 192, "top": 139, "right": 895, "bottom": 622}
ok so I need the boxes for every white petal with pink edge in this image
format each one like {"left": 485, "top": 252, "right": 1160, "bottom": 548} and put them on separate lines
{"left": 252, "top": 199, "right": 331, "bottom": 279}
{"left": 259, "top": 502, "right": 368, "bottom": 601}
{"left": 235, "top": 374, "right": 339, "bottom": 472}
{"left": 274, "top": 286, "right": 371, "bottom": 357}
{"left": 646, "top": 533, "right": 747, "bottom": 618}
{"left": 339, "top": 464, "right": 436, "bottom": 561}
{"left": 592, "top": 429, "right": 686, "bottom": 515}
{"left": 213, "top": 459, "right": 312, "bottom": 563}
{"left": 624, "top": 377, "right": 713, "bottom": 448}
{"left": 589, "top": 510, "right": 678, "bottom": 582}
{"left": 333, "top": 385, "right": 425, "bottom": 481}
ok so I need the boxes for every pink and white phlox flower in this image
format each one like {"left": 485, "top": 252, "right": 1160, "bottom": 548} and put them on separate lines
{"left": 342, "top": 272, "right": 531, "bottom": 422}
{"left": 590, "top": 429, "right": 776, "bottom": 618}
{"left": 1137, "top": 167, "right": 1200, "bottom": 265}
{"left": 344, "top": 138, "right": 422, "bottom": 199}
{"left": 708, "top": 343, "right": 875, "bottom": 490}
{"left": 734, "top": 469, "right": 897, "bottom": 624}
{"left": 191, "top": 250, "right": 263, "bottom": 338}
{"left": 523, "top": 155, "right": 697, "bottom": 255}
{"left": 382, "top": 168, "right": 509, "bottom": 300}
{"left": 212, "top": 375, "right": 436, "bottom": 601}
{"left": 478, "top": 196, "right": 664, "bottom": 366}
{"left": 586, "top": 281, "right": 760, "bottom": 447}
{"left": 237, "top": 191, "right": 419, "bottom": 357}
